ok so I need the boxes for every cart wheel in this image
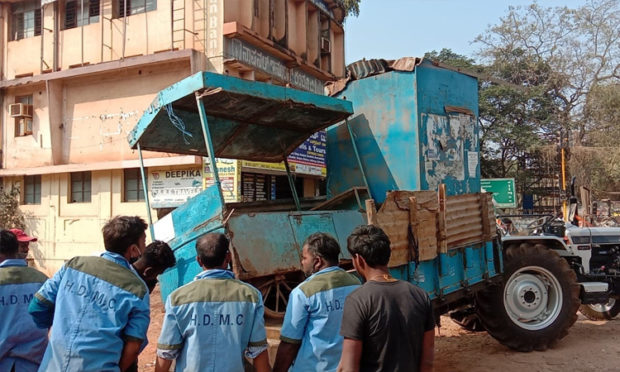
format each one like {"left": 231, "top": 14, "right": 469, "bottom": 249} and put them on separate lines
{"left": 252, "top": 272, "right": 303, "bottom": 319}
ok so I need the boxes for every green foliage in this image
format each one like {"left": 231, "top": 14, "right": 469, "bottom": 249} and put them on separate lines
{"left": 584, "top": 84, "right": 620, "bottom": 148}
{"left": 424, "top": 48, "right": 556, "bottom": 189}
{"left": 0, "top": 187, "right": 25, "bottom": 230}
{"left": 473, "top": 0, "right": 620, "bottom": 197}
{"left": 339, "top": 0, "right": 361, "bottom": 18}
{"left": 424, "top": 49, "right": 477, "bottom": 70}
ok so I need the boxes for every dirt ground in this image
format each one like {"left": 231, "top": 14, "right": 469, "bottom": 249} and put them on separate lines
{"left": 138, "top": 287, "right": 620, "bottom": 372}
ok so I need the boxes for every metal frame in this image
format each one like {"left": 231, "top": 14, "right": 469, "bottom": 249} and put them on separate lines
{"left": 284, "top": 158, "right": 301, "bottom": 211}
{"left": 195, "top": 92, "right": 226, "bottom": 209}
{"left": 137, "top": 143, "right": 155, "bottom": 239}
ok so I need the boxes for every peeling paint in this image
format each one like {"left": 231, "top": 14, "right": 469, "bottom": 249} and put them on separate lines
{"left": 422, "top": 113, "right": 476, "bottom": 191}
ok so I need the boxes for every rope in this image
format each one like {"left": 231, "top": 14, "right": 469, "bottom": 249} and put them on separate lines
{"left": 166, "top": 104, "right": 193, "bottom": 144}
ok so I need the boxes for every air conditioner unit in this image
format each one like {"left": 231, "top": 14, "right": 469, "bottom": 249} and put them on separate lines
{"left": 9, "top": 103, "right": 33, "bottom": 118}
{"left": 320, "top": 37, "right": 331, "bottom": 54}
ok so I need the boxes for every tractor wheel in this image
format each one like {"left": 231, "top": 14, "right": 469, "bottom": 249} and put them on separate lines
{"left": 476, "top": 243, "right": 581, "bottom": 351}
{"left": 579, "top": 297, "right": 620, "bottom": 321}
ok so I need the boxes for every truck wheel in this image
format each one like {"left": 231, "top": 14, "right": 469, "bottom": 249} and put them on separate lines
{"left": 476, "top": 243, "right": 581, "bottom": 351}
{"left": 579, "top": 298, "right": 620, "bottom": 320}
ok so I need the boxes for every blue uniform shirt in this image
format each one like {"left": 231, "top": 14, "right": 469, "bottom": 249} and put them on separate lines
{"left": 0, "top": 259, "right": 48, "bottom": 372}
{"left": 31, "top": 252, "right": 150, "bottom": 372}
{"left": 157, "top": 269, "right": 268, "bottom": 372}
{"left": 280, "top": 266, "right": 361, "bottom": 372}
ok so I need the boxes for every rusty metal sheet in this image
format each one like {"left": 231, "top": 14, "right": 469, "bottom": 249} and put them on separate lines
{"left": 326, "top": 57, "right": 423, "bottom": 96}
{"left": 444, "top": 193, "right": 496, "bottom": 248}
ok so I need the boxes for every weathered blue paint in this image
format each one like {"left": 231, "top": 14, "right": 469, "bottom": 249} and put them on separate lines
{"left": 328, "top": 60, "right": 481, "bottom": 203}
{"left": 157, "top": 186, "right": 225, "bottom": 300}
{"left": 134, "top": 66, "right": 500, "bottom": 315}
{"left": 416, "top": 63, "right": 480, "bottom": 195}
{"left": 227, "top": 210, "right": 366, "bottom": 280}
{"left": 196, "top": 94, "right": 225, "bottom": 207}
{"left": 387, "top": 241, "right": 497, "bottom": 301}
{"left": 127, "top": 71, "right": 353, "bottom": 163}
{"left": 328, "top": 71, "right": 419, "bottom": 203}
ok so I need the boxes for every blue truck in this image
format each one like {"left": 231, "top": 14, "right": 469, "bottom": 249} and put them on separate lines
{"left": 127, "top": 59, "right": 582, "bottom": 352}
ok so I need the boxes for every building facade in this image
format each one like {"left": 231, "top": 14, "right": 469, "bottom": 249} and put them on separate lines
{"left": 0, "top": 0, "right": 346, "bottom": 275}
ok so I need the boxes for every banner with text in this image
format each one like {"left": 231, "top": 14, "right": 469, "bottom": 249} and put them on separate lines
{"left": 149, "top": 167, "right": 203, "bottom": 208}
{"left": 242, "top": 131, "right": 327, "bottom": 176}
{"left": 203, "top": 158, "right": 241, "bottom": 203}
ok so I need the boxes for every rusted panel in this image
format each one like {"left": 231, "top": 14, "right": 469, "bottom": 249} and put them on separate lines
{"left": 480, "top": 193, "right": 492, "bottom": 239}
{"left": 410, "top": 193, "right": 439, "bottom": 261}
{"left": 374, "top": 192, "right": 412, "bottom": 267}
{"left": 228, "top": 213, "right": 301, "bottom": 279}
{"left": 444, "top": 193, "right": 495, "bottom": 248}
{"left": 437, "top": 184, "right": 448, "bottom": 253}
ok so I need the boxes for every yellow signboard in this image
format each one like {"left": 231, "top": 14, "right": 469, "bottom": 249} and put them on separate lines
{"left": 203, "top": 158, "right": 241, "bottom": 203}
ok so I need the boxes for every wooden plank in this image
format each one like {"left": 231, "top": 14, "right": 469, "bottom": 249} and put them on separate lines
{"left": 365, "top": 198, "right": 377, "bottom": 225}
{"left": 410, "top": 196, "right": 438, "bottom": 261}
{"left": 437, "top": 184, "right": 447, "bottom": 253}
{"left": 375, "top": 192, "right": 411, "bottom": 267}
{"left": 480, "top": 193, "right": 491, "bottom": 240}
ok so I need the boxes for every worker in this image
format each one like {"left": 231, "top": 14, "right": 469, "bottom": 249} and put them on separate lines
{"left": 132, "top": 240, "right": 177, "bottom": 293}
{"left": 155, "top": 233, "right": 270, "bottom": 372}
{"left": 9, "top": 228, "right": 37, "bottom": 260}
{"left": 28, "top": 216, "right": 151, "bottom": 371}
{"left": 274, "top": 232, "right": 360, "bottom": 372}
{"left": 338, "top": 225, "right": 435, "bottom": 372}
{"left": 126, "top": 240, "right": 177, "bottom": 372}
{"left": 0, "top": 230, "right": 48, "bottom": 372}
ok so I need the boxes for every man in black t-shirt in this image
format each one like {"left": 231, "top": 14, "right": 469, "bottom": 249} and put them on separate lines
{"left": 338, "top": 225, "right": 435, "bottom": 372}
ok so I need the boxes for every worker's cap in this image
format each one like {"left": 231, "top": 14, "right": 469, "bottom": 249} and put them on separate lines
{"left": 8, "top": 228, "right": 37, "bottom": 242}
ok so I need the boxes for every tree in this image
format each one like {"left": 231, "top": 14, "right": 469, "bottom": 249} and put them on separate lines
{"left": 424, "top": 49, "right": 557, "bottom": 190}
{"left": 340, "top": 0, "right": 362, "bottom": 18}
{"left": 0, "top": 187, "right": 26, "bottom": 230}
{"left": 474, "top": 0, "right": 620, "bottom": 198}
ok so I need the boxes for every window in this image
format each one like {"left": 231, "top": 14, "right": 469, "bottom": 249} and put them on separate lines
{"left": 64, "top": 0, "right": 100, "bottom": 29}
{"left": 14, "top": 95, "right": 34, "bottom": 137}
{"left": 117, "top": 0, "right": 156, "bottom": 17}
{"left": 23, "top": 175, "right": 41, "bottom": 205}
{"left": 124, "top": 168, "right": 146, "bottom": 202}
{"left": 70, "top": 171, "right": 91, "bottom": 203}
{"left": 11, "top": 1, "right": 41, "bottom": 41}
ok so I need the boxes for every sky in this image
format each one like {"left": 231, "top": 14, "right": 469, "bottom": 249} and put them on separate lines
{"left": 344, "top": 0, "right": 587, "bottom": 64}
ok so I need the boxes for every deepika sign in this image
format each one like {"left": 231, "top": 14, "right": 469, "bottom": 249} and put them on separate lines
{"left": 149, "top": 168, "right": 203, "bottom": 208}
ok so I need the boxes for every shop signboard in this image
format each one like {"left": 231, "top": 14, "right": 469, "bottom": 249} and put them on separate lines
{"left": 242, "top": 131, "right": 327, "bottom": 176}
{"left": 149, "top": 167, "right": 203, "bottom": 208}
{"left": 224, "top": 38, "right": 325, "bottom": 95}
{"left": 203, "top": 158, "right": 241, "bottom": 203}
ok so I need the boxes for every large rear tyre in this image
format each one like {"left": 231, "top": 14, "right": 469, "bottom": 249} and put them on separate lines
{"left": 476, "top": 243, "right": 581, "bottom": 351}
{"left": 579, "top": 297, "right": 620, "bottom": 320}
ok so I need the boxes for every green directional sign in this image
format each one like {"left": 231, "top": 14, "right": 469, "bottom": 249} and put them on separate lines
{"left": 481, "top": 178, "right": 517, "bottom": 208}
